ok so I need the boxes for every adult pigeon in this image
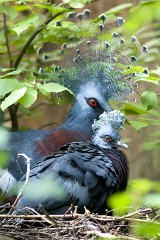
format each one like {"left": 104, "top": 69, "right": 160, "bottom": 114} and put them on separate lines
{"left": 12, "top": 110, "right": 129, "bottom": 215}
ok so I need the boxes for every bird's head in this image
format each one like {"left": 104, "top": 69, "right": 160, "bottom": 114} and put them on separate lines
{"left": 92, "top": 110, "right": 128, "bottom": 149}
{"left": 35, "top": 10, "right": 148, "bottom": 127}
{"left": 92, "top": 124, "right": 128, "bottom": 150}
{"left": 64, "top": 58, "right": 133, "bottom": 126}
{"left": 73, "top": 80, "right": 112, "bottom": 122}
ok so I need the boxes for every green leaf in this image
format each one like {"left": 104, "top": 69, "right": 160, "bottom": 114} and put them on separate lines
{"left": 12, "top": 14, "right": 39, "bottom": 35}
{"left": 36, "top": 83, "right": 72, "bottom": 94}
{"left": 107, "top": 192, "right": 132, "bottom": 216}
{"left": 34, "top": 4, "right": 69, "bottom": 14}
{"left": 132, "top": 221, "right": 160, "bottom": 238}
{"left": 141, "top": 91, "right": 158, "bottom": 110}
{"left": 128, "top": 120, "right": 149, "bottom": 131}
{"left": 129, "top": 179, "right": 153, "bottom": 193}
{"left": 0, "top": 69, "right": 24, "bottom": 78}
{"left": 143, "top": 193, "right": 160, "bottom": 208}
{"left": 1, "top": 87, "right": 27, "bottom": 111}
{"left": 0, "top": 78, "right": 19, "bottom": 97}
{"left": 18, "top": 88, "right": 37, "bottom": 108}
{"left": 0, "top": 126, "right": 10, "bottom": 148}
{"left": 142, "top": 140, "right": 160, "bottom": 151}
{"left": 152, "top": 68, "right": 160, "bottom": 76}
{"left": 63, "top": 0, "right": 92, "bottom": 8}
{"left": 0, "top": 5, "right": 17, "bottom": 19}
{"left": 138, "top": 76, "right": 160, "bottom": 84}
{"left": 148, "top": 109, "right": 160, "bottom": 117}
{"left": 106, "top": 3, "right": 133, "bottom": 14}
{"left": 0, "top": 151, "right": 10, "bottom": 168}
{"left": 23, "top": 176, "right": 66, "bottom": 201}
{"left": 0, "top": 0, "right": 15, "bottom": 2}
{"left": 121, "top": 103, "right": 147, "bottom": 115}
{"left": 0, "top": 126, "right": 10, "bottom": 168}
{"left": 136, "top": 117, "right": 160, "bottom": 126}
{"left": 13, "top": 4, "right": 29, "bottom": 12}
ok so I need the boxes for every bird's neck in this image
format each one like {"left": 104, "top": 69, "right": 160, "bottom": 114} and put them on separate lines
{"left": 61, "top": 101, "right": 94, "bottom": 133}
{"left": 36, "top": 100, "right": 94, "bottom": 157}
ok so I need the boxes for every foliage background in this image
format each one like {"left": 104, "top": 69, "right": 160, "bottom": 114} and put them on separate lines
{"left": 0, "top": 0, "right": 160, "bottom": 238}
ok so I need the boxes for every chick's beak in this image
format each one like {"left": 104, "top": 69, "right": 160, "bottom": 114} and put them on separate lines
{"left": 116, "top": 140, "right": 128, "bottom": 149}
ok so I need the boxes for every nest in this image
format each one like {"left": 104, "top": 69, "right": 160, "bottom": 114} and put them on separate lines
{"left": 0, "top": 205, "right": 159, "bottom": 240}
{"left": 0, "top": 155, "right": 159, "bottom": 239}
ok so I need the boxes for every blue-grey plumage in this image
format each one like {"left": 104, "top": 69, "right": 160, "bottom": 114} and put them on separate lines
{"left": 2, "top": 83, "right": 111, "bottom": 183}
{"left": 92, "top": 110, "right": 128, "bottom": 149}
{"left": 11, "top": 111, "right": 129, "bottom": 215}
{"left": 92, "top": 124, "right": 128, "bottom": 150}
{"left": 0, "top": 9, "right": 146, "bottom": 199}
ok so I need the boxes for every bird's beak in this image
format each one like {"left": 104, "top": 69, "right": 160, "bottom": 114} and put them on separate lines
{"left": 116, "top": 140, "right": 128, "bottom": 149}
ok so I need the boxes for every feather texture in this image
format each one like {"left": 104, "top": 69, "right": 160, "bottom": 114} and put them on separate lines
{"left": 11, "top": 111, "right": 129, "bottom": 215}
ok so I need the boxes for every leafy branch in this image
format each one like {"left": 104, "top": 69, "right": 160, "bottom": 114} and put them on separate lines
{"left": 13, "top": 10, "right": 69, "bottom": 69}
{"left": 1, "top": 3, "right": 71, "bottom": 130}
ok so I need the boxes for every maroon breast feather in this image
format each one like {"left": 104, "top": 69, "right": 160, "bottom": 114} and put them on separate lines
{"left": 36, "top": 129, "right": 91, "bottom": 156}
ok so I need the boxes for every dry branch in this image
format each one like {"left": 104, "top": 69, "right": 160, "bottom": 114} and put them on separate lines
{"left": 0, "top": 153, "right": 31, "bottom": 226}
{"left": 0, "top": 208, "right": 158, "bottom": 240}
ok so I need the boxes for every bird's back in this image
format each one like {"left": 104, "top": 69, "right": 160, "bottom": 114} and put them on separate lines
{"left": 13, "top": 142, "right": 119, "bottom": 215}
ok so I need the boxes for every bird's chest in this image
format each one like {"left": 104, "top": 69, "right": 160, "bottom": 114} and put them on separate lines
{"left": 36, "top": 129, "right": 92, "bottom": 157}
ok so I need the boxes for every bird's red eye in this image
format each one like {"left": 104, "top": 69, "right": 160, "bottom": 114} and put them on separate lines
{"left": 89, "top": 99, "right": 97, "bottom": 107}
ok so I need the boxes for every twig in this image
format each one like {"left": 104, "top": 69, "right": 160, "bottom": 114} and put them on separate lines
{"left": 32, "top": 205, "right": 57, "bottom": 226}
{"left": 0, "top": 153, "right": 31, "bottom": 226}
{"left": 93, "top": 208, "right": 157, "bottom": 222}
{"left": 8, "top": 103, "right": 19, "bottom": 130}
{"left": 0, "top": 208, "right": 159, "bottom": 239}
{"left": 3, "top": 13, "right": 13, "bottom": 68}
{"left": 13, "top": 10, "right": 71, "bottom": 69}
{"left": 134, "top": 89, "right": 141, "bottom": 96}
{"left": 0, "top": 203, "right": 11, "bottom": 209}
{"left": 4, "top": 102, "right": 49, "bottom": 123}
{"left": 0, "top": 208, "right": 159, "bottom": 224}
{"left": 39, "top": 122, "right": 59, "bottom": 129}
{"left": 27, "top": 207, "right": 54, "bottom": 226}
{"left": 0, "top": 214, "right": 80, "bottom": 219}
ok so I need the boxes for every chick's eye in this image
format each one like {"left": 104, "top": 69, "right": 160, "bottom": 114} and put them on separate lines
{"left": 102, "top": 136, "right": 112, "bottom": 142}
{"left": 88, "top": 98, "right": 97, "bottom": 107}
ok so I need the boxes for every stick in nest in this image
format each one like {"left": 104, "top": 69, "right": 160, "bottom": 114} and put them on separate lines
{"left": 0, "top": 153, "right": 31, "bottom": 226}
